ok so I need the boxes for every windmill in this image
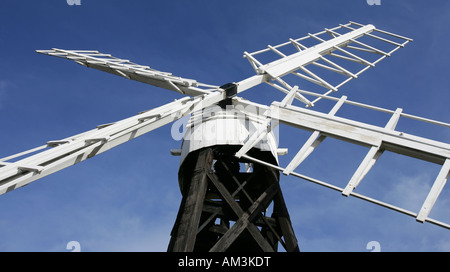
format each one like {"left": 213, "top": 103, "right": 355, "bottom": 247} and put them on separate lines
{"left": 1, "top": 21, "right": 449, "bottom": 252}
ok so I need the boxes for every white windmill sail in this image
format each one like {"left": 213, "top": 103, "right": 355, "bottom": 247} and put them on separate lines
{"left": 0, "top": 91, "right": 227, "bottom": 196}
{"left": 36, "top": 48, "right": 218, "bottom": 96}
{"left": 244, "top": 21, "right": 412, "bottom": 107}
{"left": 233, "top": 93, "right": 450, "bottom": 229}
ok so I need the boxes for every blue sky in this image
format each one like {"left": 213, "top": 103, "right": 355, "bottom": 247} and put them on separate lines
{"left": 0, "top": 0, "right": 449, "bottom": 252}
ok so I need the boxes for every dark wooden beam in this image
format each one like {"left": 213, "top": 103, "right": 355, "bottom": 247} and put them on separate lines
{"left": 168, "top": 148, "right": 213, "bottom": 252}
{"left": 268, "top": 168, "right": 300, "bottom": 252}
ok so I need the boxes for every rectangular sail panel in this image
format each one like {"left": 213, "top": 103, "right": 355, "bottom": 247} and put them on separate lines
{"left": 233, "top": 95, "right": 450, "bottom": 229}
{"left": 36, "top": 49, "right": 219, "bottom": 96}
{"left": 0, "top": 90, "right": 229, "bottom": 196}
{"left": 244, "top": 21, "right": 412, "bottom": 106}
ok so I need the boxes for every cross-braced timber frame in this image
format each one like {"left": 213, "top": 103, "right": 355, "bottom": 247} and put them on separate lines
{"left": 168, "top": 146, "right": 299, "bottom": 252}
